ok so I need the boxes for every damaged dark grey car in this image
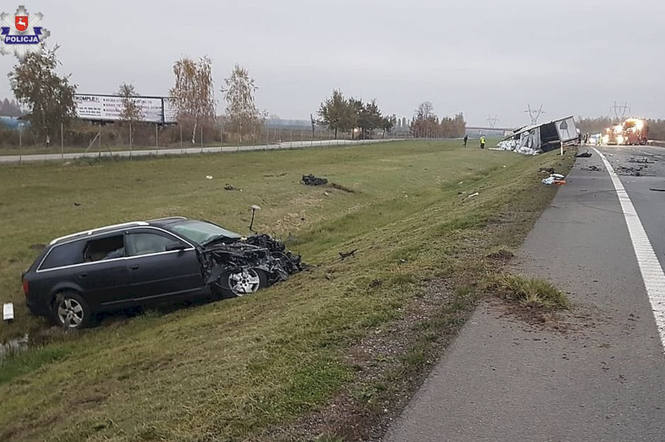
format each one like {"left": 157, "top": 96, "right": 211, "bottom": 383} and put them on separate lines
{"left": 22, "top": 217, "right": 304, "bottom": 329}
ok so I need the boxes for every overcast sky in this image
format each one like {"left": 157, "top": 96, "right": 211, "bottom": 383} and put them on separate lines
{"left": 0, "top": 0, "right": 663, "bottom": 127}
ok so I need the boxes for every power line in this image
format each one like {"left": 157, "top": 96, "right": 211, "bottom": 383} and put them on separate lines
{"left": 487, "top": 114, "right": 499, "bottom": 128}
{"left": 609, "top": 101, "right": 630, "bottom": 121}
{"left": 524, "top": 104, "right": 545, "bottom": 125}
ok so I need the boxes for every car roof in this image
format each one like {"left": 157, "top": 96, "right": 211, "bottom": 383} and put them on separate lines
{"left": 49, "top": 217, "right": 190, "bottom": 246}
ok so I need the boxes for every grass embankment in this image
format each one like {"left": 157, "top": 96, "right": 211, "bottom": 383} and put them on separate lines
{"left": 0, "top": 141, "right": 574, "bottom": 441}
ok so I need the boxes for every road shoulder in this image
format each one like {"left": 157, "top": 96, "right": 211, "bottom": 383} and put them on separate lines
{"left": 384, "top": 153, "right": 665, "bottom": 442}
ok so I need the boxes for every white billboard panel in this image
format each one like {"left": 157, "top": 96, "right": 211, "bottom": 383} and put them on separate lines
{"left": 74, "top": 94, "right": 173, "bottom": 124}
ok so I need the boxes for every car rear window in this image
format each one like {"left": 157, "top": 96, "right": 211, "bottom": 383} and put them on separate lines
{"left": 40, "top": 241, "right": 86, "bottom": 270}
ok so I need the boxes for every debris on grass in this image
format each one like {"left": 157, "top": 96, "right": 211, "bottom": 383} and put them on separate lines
{"left": 542, "top": 176, "right": 566, "bottom": 186}
{"left": 224, "top": 184, "right": 242, "bottom": 191}
{"left": 339, "top": 249, "right": 358, "bottom": 260}
{"left": 576, "top": 151, "right": 592, "bottom": 158}
{"left": 486, "top": 248, "right": 515, "bottom": 261}
{"left": 302, "top": 174, "right": 328, "bottom": 186}
{"left": 205, "top": 175, "right": 213, "bottom": 180}
{"left": 539, "top": 167, "right": 556, "bottom": 174}
{"left": 489, "top": 274, "right": 569, "bottom": 310}
{"left": 330, "top": 182, "right": 355, "bottom": 193}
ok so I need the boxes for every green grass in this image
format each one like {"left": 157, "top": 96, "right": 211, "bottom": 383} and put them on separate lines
{"left": 0, "top": 140, "right": 573, "bottom": 441}
{"left": 490, "top": 274, "right": 570, "bottom": 309}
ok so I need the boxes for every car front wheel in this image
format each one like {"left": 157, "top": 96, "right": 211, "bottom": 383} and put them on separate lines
{"left": 215, "top": 268, "right": 268, "bottom": 299}
{"left": 52, "top": 292, "right": 95, "bottom": 329}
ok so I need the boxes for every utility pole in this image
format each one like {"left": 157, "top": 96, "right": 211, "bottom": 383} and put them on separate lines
{"left": 609, "top": 101, "right": 630, "bottom": 122}
{"left": 524, "top": 105, "right": 545, "bottom": 125}
{"left": 487, "top": 114, "right": 500, "bottom": 128}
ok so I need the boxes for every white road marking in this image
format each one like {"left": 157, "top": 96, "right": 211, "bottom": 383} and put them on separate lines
{"left": 594, "top": 148, "right": 665, "bottom": 351}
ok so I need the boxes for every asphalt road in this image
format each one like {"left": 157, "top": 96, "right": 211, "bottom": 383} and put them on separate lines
{"left": 384, "top": 144, "right": 665, "bottom": 442}
{"left": 0, "top": 139, "right": 396, "bottom": 164}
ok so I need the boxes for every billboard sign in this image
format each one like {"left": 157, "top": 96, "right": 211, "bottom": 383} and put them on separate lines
{"left": 74, "top": 94, "right": 178, "bottom": 124}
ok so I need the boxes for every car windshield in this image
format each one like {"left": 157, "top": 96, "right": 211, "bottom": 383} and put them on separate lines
{"left": 169, "top": 220, "right": 241, "bottom": 245}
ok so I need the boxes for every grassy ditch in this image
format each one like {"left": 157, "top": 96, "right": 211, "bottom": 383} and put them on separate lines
{"left": 0, "top": 140, "right": 574, "bottom": 441}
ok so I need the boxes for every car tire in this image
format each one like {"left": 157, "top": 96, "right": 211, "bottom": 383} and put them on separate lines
{"left": 52, "top": 291, "right": 95, "bottom": 330}
{"left": 214, "top": 268, "right": 268, "bottom": 299}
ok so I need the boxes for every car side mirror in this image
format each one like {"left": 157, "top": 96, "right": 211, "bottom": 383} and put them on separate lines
{"left": 166, "top": 243, "right": 187, "bottom": 252}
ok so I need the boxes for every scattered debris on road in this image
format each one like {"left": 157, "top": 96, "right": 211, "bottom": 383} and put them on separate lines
{"left": 339, "top": 249, "right": 358, "bottom": 260}
{"left": 628, "top": 157, "right": 654, "bottom": 164}
{"left": 576, "top": 151, "right": 592, "bottom": 158}
{"left": 616, "top": 165, "right": 647, "bottom": 177}
{"left": 582, "top": 165, "right": 603, "bottom": 172}
{"left": 301, "top": 174, "right": 328, "bottom": 186}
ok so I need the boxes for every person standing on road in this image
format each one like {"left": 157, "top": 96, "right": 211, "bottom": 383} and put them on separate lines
{"left": 463, "top": 135, "right": 469, "bottom": 147}
{"left": 480, "top": 135, "right": 486, "bottom": 149}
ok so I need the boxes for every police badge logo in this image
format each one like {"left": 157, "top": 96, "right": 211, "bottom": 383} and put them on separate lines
{"left": 1, "top": 5, "right": 50, "bottom": 62}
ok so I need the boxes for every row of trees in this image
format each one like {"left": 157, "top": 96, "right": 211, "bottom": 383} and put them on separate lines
{"left": 409, "top": 101, "right": 466, "bottom": 138}
{"left": 317, "top": 90, "right": 395, "bottom": 139}
{"left": 6, "top": 49, "right": 465, "bottom": 147}
{"left": 0, "top": 98, "right": 22, "bottom": 117}
{"left": 5, "top": 50, "right": 265, "bottom": 146}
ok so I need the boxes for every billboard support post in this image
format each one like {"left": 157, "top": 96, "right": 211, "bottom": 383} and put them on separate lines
{"left": 61, "top": 122, "right": 64, "bottom": 161}
{"left": 129, "top": 122, "right": 133, "bottom": 160}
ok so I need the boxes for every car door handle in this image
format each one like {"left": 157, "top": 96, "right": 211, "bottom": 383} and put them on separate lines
{"left": 129, "top": 265, "right": 140, "bottom": 271}
{"left": 77, "top": 273, "right": 88, "bottom": 279}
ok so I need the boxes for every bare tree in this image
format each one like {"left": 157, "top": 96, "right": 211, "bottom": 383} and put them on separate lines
{"left": 117, "top": 83, "right": 143, "bottom": 146}
{"left": 170, "top": 57, "right": 216, "bottom": 144}
{"left": 222, "top": 64, "right": 264, "bottom": 142}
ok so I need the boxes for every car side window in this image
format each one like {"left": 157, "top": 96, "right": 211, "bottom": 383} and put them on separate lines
{"left": 40, "top": 241, "right": 86, "bottom": 270}
{"left": 83, "top": 235, "right": 125, "bottom": 262}
{"left": 126, "top": 232, "right": 186, "bottom": 257}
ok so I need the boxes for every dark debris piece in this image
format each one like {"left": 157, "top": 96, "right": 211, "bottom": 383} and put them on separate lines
{"left": 582, "top": 165, "right": 603, "bottom": 172}
{"left": 224, "top": 184, "right": 242, "bottom": 191}
{"left": 301, "top": 174, "right": 328, "bottom": 186}
{"left": 339, "top": 249, "right": 358, "bottom": 260}
{"left": 576, "top": 151, "right": 593, "bottom": 158}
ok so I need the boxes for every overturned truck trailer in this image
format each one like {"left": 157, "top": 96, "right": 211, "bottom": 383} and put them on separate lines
{"left": 497, "top": 116, "right": 579, "bottom": 155}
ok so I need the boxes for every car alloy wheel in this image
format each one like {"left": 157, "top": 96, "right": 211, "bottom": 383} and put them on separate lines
{"left": 227, "top": 269, "right": 263, "bottom": 296}
{"left": 57, "top": 297, "right": 85, "bottom": 328}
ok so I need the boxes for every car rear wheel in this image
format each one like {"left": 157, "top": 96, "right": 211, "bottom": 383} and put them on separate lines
{"left": 215, "top": 268, "right": 268, "bottom": 299}
{"left": 52, "top": 292, "right": 95, "bottom": 329}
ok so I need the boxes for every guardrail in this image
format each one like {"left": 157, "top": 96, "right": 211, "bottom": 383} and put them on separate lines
{"left": 0, "top": 138, "right": 399, "bottom": 165}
